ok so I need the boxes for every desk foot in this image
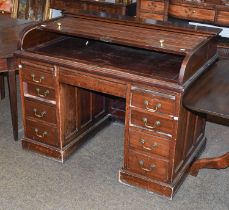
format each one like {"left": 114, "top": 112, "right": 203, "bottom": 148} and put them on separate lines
{"left": 190, "top": 152, "right": 229, "bottom": 176}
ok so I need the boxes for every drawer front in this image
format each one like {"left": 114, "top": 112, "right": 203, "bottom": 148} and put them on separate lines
{"left": 140, "top": 0, "right": 165, "bottom": 13}
{"left": 131, "top": 89, "right": 176, "bottom": 116}
{"left": 127, "top": 149, "right": 168, "bottom": 181}
{"left": 22, "top": 68, "right": 55, "bottom": 87}
{"left": 169, "top": 5, "right": 215, "bottom": 22}
{"left": 130, "top": 109, "right": 175, "bottom": 136}
{"left": 86, "top": 4, "right": 123, "bottom": 15}
{"left": 129, "top": 128, "right": 170, "bottom": 158}
{"left": 25, "top": 119, "right": 59, "bottom": 147}
{"left": 26, "top": 83, "right": 56, "bottom": 101}
{"left": 216, "top": 10, "right": 229, "bottom": 26}
{"left": 138, "top": 12, "right": 166, "bottom": 21}
{"left": 24, "top": 100, "right": 57, "bottom": 124}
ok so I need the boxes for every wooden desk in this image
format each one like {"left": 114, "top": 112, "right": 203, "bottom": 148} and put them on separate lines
{"left": 15, "top": 14, "right": 222, "bottom": 199}
{"left": 0, "top": 16, "right": 32, "bottom": 140}
{"left": 183, "top": 59, "right": 229, "bottom": 176}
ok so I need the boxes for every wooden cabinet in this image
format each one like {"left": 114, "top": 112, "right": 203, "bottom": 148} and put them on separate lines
{"left": 19, "top": 58, "right": 108, "bottom": 161}
{"left": 16, "top": 14, "right": 220, "bottom": 198}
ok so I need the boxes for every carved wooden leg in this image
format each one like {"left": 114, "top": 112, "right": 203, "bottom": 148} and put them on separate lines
{"left": 190, "top": 152, "right": 229, "bottom": 176}
{"left": 7, "top": 58, "right": 18, "bottom": 141}
{"left": 0, "top": 74, "right": 5, "bottom": 99}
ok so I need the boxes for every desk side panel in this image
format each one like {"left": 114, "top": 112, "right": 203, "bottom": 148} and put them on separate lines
{"left": 178, "top": 37, "right": 217, "bottom": 84}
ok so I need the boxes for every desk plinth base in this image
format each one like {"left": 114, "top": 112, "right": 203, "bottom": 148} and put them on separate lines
{"left": 119, "top": 170, "right": 175, "bottom": 199}
{"left": 21, "top": 138, "right": 82, "bottom": 163}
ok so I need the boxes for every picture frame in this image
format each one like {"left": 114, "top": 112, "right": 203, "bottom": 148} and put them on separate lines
{"left": 12, "top": 0, "right": 51, "bottom": 20}
{"left": 0, "top": 0, "right": 14, "bottom": 14}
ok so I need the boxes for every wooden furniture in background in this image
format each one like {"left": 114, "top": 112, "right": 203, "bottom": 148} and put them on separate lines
{"left": 0, "top": 15, "right": 32, "bottom": 140}
{"left": 15, "top": 13, "right": 221, "bottom": 198}
{"left": 218, "top": 37, "right": 229, "bottom": 59}
{"left": 137, "top": 0, "right": 169, "bottom": 21}
{"left": 135, "top": 0, "right": 229, "bottom": 25}
{"left": 169, "top": 0, "right": 229, "bottom": 27}
{"left": 50, "top": 0, "right": 136, "bottom": 16}
{"left": 183, "top": 59, "right": 229, "bottom": 176}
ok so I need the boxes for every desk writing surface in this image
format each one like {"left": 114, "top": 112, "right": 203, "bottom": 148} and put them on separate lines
{"left": 33, "top": 37, "right": 183, "bottom": 82}
{"left": 183, "top": 59, "right": 229, "bottom": 119}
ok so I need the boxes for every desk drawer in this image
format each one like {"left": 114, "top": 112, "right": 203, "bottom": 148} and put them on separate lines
{"left": 129, "top": 128, "right": 170, "bottom": 158}
{"left": 127, "top": 149, "right": 168, "bottom": 181}
{"left": 140, "top": 0, "right": 166, "bottom": 13}
{"left": 131, "top": 88, "right": 176, "bottom": 116}
{"left": 59, "top": 68, "right": 127, "bottom": 98}
{"left": 169, "top": 5, "right": 215, "bottom": 22}
{"left": 138, "top": 12, "right": 166, "bottom": 21}
{"left": 216, "top": 10, "right": 229, "bottom": 26}
{"left": 130, "top": 109, "right": 175, "bottom": 136}
{"left": 26, "top": 83, "right": 56, "bottom": 101}
{"left": 24, "top": 99, "right": 57, "bottom": 124}
{"left": 25, "top": 119, "right": 59, "bottom": 147}
{"left": 22, "top": 68, "right": 55, "bottom": 87}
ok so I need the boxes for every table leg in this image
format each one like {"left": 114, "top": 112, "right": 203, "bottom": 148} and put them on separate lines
{"left": 7, "top": 58, "right": 18, "bottom": 141}
{"left": 0, "top": 75, "right": 5, "bottom": 99}
{"left": 190, "top": 152, "right": 229, "bottom": 176}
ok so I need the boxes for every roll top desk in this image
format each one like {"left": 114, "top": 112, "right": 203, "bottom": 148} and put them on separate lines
{"left": 15, "top": 13, "right": 222, "bottom": 199}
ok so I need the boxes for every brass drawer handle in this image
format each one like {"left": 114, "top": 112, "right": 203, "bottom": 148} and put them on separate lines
{"left": 36, "top": 88, "right": 49, "bottom": 98}
{"left": 57, "top": 22, "right": 62, "bottom": 30}
{"left": 142, "top": 118, "right": 160, "bottom": 129}
{"left": 31, "top": 74, "right": 45, "bottom": 83}
{"left": 33, "top": 108, "right": 46, "bottom": 118}
{"left": 143, "top": 100, "right": 161, "bottom": 112}
{"left": 34, "top": 128, "right": 48, "bottom": 138}
{"left": 139, "top": 160, "right": 156, "bottom": 172}
{"left": 140, "top": 139, "right": 158, "bottom": 151}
